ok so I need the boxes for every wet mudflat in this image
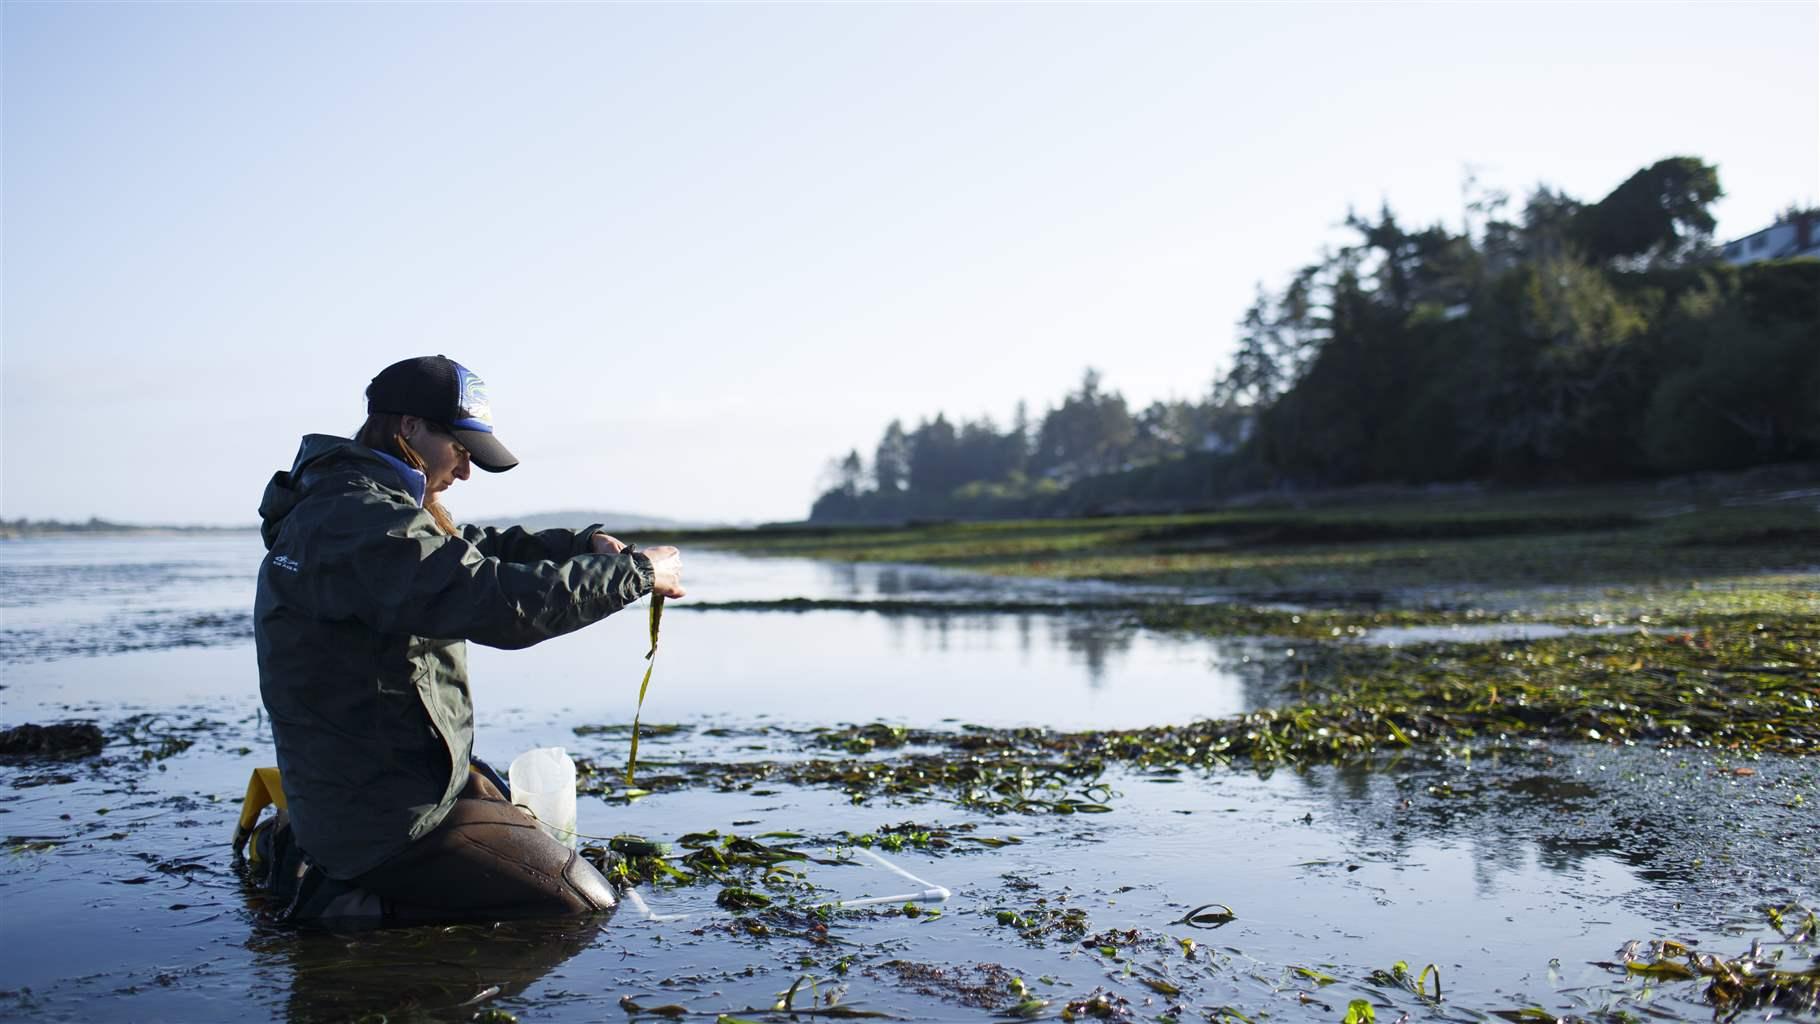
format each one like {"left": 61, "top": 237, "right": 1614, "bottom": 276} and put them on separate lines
{"left": 1, "top": 524, "right": 1816, "bottom": 1023}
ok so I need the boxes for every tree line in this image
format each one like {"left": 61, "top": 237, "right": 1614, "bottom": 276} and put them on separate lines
{"left": 811, "top": 157, "right": 1820, "bottom": 522}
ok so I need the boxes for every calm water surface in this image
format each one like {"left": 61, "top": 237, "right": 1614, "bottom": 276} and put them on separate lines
{"left": 1, "top": 534, "right": 1261, "bottom": 728}
{"left": 1, "top": 535, "right": 1813, "bottom": 1023}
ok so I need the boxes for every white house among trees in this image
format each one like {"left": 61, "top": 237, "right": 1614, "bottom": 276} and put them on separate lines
{"left": 1721, "top": 210, "right": 1820, "bottom": 265}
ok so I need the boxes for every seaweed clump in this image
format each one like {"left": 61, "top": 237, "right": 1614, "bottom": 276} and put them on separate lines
{"left": 573, "top": 617, "right": 1817, "bottom": 815}
{"left": 1593, "top": 905, "right": 1819, "bottom": 1021}
{"left": 0, "top": 721, "right": 104, "bottom": 760}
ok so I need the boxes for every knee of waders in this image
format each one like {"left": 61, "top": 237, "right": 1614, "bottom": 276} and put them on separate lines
{"left": 565, "top": 850, "right": 618, "bottom": 912}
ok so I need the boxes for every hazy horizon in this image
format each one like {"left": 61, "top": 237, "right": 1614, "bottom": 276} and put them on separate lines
{"left": 1, "top": 505, "right": 729, "bottom": 532}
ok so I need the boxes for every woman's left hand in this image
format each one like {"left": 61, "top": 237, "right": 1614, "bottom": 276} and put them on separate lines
{"left": 590, "top": 532, "right": 627, "bottom": 555}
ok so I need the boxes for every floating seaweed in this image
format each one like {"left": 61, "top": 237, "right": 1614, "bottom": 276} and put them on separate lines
{"left": 1592, "top": 910, "right": 1820, "bottom": 1021}
{"left": 571, "top": 615, "right": 1815, "bottom": 822}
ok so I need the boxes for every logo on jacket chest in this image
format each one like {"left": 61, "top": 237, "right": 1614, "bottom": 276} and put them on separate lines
{"left": 271, "top": 554, "right": 302, "bottom": 573}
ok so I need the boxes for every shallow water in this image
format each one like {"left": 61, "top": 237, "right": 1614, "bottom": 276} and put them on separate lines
{"left": 2, "top": 536, "right": 1815, "bottom": 1022}
{"left": 1, "top": 534, "right": 1268, "bottom": 727}
{"left": 1354, "top": 622, "right": 1629, "bottom": 646}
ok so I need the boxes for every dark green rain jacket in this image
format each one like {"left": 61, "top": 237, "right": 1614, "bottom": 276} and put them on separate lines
{"left": 255, "top": 435, "right": 652, "bottom": 879}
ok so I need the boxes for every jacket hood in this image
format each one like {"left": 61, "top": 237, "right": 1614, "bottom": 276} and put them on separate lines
{"left": 259, "top": 435, "right": 395, "bottom": 549}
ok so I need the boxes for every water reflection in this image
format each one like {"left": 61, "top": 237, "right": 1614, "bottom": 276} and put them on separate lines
{"left": 1294, "top": 755, "right": 1621, "bottom": 898}
{"left": 683, "top": 548, "right": 1174, "bottom": 605}
{"left": 2, "top": 540, "right": 1806, "bottom": 1023}
{"left": 474, "top": 609, "right": 1276, "bottom": 730}
{"left": 247, "top": 916, "right": 602, "bottom": 1022}
{"left": 881, "top": 614, "right": 1147, "bottom": 688}
{"left": 1061, "top": 620, "right": 1133, "bottom": 689}
{"left": 0, "top": 538, "right": 1314, "bottom": 734}
{"left": 0, "top": 538, "right": 1188, "bottom": 666}
{"left": 1281, "top": 743, "right": 1806, "bottom": 919}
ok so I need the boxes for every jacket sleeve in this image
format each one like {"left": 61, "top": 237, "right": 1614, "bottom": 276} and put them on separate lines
{"left": 459, "top": 522, "right": 607, "bottom": 563}
{"left": 306, "top": 504, "right": 651, "bottom": 650}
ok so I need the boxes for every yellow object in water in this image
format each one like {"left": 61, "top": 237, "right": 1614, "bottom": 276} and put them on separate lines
{"left": 231, "top": 762, "right": 496, "bottom": 857}
{"left": 231, "top": 766, "right": 287, "bottom": 855}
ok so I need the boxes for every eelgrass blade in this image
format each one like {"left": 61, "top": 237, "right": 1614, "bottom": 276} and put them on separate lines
{"left": 626, "top": 593, "right": 664, "bottom": 785}
{"left": 647, "top": 592, "right": 664, "bottom": 658}
{"left": 625, "top": 660, "right": 654, "bottom": 785}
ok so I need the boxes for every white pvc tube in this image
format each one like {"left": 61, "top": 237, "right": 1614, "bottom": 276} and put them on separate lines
{"left": 616, "top": 847, "right": 950, "bottom": 923}
{"left": 619, "top": 885, "right": 691, "bottom": 923}
{"left": 821, "top": 889, "right": 948, "bottom": 909}
{"left": 835, "top": 847, "right": 952, "bottom": 906}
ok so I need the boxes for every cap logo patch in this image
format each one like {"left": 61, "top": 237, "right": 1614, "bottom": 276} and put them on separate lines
{"left": 454, "top": 365, "right": 494, "bottom": 427}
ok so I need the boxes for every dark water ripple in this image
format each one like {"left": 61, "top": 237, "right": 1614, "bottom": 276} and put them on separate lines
{"left": 0, "top": 561, "right": 248, "bottom": 608}
{"left": 0, "top": 610, "right": 254, "bottom": 662}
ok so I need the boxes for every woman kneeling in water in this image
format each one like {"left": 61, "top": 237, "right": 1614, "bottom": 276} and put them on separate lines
{"left": 254, "top": 355, "right": 684, "bottom": 922}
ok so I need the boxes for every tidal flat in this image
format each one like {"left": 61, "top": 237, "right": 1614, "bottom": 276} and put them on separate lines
{"left": 2, "top": 484, "right": 1816, "bottom": 1023}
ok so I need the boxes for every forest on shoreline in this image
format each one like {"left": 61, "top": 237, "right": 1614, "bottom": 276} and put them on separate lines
{"left": 810, "top": 157, "right": 1820, "bottom": 523}
{"left": 0, "top": 518, "right": 255, "bottom": 539}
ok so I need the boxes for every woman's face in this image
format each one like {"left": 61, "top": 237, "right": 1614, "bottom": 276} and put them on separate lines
{"left": 403, "top": 416, "right": 471, "bottom": 498}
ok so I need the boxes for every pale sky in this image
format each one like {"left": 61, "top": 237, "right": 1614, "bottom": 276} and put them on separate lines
{"left": 4, "top": 1, "right": 1815, "bottom": 526}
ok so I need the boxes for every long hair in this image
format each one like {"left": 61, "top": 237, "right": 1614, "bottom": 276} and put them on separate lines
{"left": 354, "top": 413, "right": 460, "bottom": 536}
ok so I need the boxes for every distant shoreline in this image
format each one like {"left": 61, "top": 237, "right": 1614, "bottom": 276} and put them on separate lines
{"left": 0, "top": 520, "right": 258, "bottom": 539}
{"left": 0, "top": 509, "right": 726, "bottom": 539}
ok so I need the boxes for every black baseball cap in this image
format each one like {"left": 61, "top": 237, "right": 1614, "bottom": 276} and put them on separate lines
{"left": 366, "top": 355, "right": 519, "bottom": 472}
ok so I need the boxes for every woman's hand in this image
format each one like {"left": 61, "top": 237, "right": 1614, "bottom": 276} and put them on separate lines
{"left": 592, "top": 533, "right": 683, "bottom": 597}
{"left": 641, "top": 545, "right": 686, "bottom": 599}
